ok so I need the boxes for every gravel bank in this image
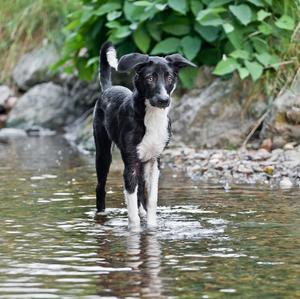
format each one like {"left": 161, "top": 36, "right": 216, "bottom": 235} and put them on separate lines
{"left": 163, "top": 146, "right": 300, "bottom": 189}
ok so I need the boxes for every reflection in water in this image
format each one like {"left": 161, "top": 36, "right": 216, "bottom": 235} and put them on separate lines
{"left": 0, "top": 136, "right": 300, "bottom": 298}
{"left": 126, "top": 232, "right": 162, "bottom": 298}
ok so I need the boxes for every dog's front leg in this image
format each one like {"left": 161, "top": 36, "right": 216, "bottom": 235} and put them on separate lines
{"left": 123, "top": 160, "right": 141, "bottom": 230}
{"left": 144, "top": 158, "right": 160, "bottom": 228}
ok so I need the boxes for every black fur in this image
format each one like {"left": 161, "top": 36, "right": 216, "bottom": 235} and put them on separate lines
{"left": 93, "top": 41, "right": 196, "bottom": 214}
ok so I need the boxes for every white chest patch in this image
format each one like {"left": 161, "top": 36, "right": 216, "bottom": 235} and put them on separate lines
{"left": 137, "top": 100, "right": 170, "bottom": 162}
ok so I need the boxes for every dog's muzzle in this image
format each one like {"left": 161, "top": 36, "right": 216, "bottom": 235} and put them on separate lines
{"left": 150, "top": 97, "right": 170, "bottom": 109}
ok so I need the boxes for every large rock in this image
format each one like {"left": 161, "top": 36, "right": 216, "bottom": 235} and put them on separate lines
{"left": 171, "top": 75, "right": 255, "bottom": 148}
{"left": 260, "top": 69, "right": 300, "bottom": 148}
{"left": 7, "top": 82, "right": 75, "bottom": 130}
{"left": 64, "top": 76, "right": 100, "bottom": 112}
{"left": 65, "top": 112, "right": 95, "bottom": 152}
{"left": 0, "top": 85, "right": 13, "bottom": 106}
{"left": 12, "top": 45, "right": 59, "bottom": 91}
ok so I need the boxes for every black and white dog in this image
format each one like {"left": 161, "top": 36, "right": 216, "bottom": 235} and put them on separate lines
{"left": 93, "top": 42, "right": 195, "bottom": 230}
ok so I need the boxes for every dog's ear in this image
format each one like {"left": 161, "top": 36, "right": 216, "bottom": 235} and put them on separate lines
{"left": 165, "top": 54, "right": 197, "bottom": 70}
{"left": 118, "top": 53, "right": 149, "bottom": 72}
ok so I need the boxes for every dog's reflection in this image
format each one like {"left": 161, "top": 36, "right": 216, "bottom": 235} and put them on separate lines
{"left": 126, "top": 231, "right": 162, "bottom": 298}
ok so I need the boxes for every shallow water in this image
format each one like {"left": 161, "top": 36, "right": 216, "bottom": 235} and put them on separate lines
{"left": 0, "top": 136, "right": 299, "bottom": 299}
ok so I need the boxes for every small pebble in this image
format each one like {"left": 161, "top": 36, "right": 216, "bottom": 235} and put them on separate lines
{"left": 279, "top": 177, "right": 293, "bottom": 189}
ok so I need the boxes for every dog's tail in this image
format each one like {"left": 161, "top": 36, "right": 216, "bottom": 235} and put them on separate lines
{"left": 99, "top": 41, "right": 118, "bottom": 91}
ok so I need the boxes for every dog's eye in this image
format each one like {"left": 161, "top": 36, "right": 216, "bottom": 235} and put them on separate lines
{"left": 147, "top": 76, "right": 154, "bottom": 83}
{"left": 167, "top": 75, "right": 173, "bottom": 83}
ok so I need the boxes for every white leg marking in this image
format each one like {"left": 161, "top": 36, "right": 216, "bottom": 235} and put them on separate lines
{"left": 145, "top": 160, "right": 160, "bottom": 227}
{"left": 124, "top": 186, "right": 140, "bottom": 230}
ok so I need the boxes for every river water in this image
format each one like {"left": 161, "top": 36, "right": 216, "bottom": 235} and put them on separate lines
{"left": 0, "top": 136, "right": 299, "bottom": 298}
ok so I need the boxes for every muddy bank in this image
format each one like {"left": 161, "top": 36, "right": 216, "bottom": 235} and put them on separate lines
{"left": 163, "top": 145, "right": 300, "bottom": 189}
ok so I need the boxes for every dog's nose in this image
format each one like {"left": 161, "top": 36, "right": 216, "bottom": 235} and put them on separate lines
{"left": 157, "top": 96, "right": 170, "bottom": 107}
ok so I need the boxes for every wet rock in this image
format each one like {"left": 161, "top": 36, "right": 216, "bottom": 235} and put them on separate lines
{"left": 12, "top": 45, "right": 59, "bottom": 91}
{"left": 249, "top": 149, "right": 271, "bottom": 161}
{"left": 260, "top": 69, "right": 300, "bottom": 147}
{"left": 237, "top": 164, "right": 253, "bottom": 174}
{"left": 283, "top": 142, "right": 297, "bottom": 150}
{"left": 171, "top": 74, "right": 254, "bottom": 148}
{"left": 66, "top": 78, "right": 100, "bottom": 112}
{"left": 268, "top": 149, "right": 284, "bottom": 162}
{"left": 0, "top": 128, "right": 27, "bottom": 138}
{"left": 7, "top": 83, "right": 74, "bottom": 130}
{"left": 0, "top": 85, "right": 13, "bottom": 107}
{"left": 279, "top": 177, "right": 293, "bottom": 189}
{"left": 65, "top": 112, "right": 95, "bottom": 152}
{"left": 260, "top": 138, "right": 272, "bottom": 152}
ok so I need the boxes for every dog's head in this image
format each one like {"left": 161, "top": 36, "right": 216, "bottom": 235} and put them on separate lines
{"left": 118, "top": 53, "right": 196, "bottom": 109}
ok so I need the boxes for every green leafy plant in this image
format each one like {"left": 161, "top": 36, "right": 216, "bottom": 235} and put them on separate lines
{"left": 55, "top": 0, "right": 299, "bottom": 87}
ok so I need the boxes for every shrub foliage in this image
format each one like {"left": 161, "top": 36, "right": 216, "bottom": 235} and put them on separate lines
{"left": 56, "top": 0, "right": 299, "bottom": 86}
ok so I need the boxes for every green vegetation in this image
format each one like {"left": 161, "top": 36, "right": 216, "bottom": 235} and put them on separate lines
{"left": 0, "top": 0, "right": 79, "bottom": 83}
{"left": 54, "top": 0, "right": 299, "bottom": 88}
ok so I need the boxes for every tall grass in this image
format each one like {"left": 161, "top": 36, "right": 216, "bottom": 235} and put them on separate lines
{"left": 0, "top": 0, "right": 80, "bottom": 84}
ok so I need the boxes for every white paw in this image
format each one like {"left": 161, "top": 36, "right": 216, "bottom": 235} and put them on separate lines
{"left": 147, "top": 214, "right": 157, "bottom": 228}
{"left": 128, "top": 218, "right": 141, "bottom": 232}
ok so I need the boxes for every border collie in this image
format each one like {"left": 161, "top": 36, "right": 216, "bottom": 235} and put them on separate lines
{"left": 93, "top": 41, "right": 195, "bottom": 230}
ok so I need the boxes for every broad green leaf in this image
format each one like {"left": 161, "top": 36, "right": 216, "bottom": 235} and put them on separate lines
{"left": 264, "top": 0, "right": 272, "bottom": 5}
{"left": 227, "top": 28, "right": 244, "bottom": 49}
{"left": 133, "top": 1, "right": 153, "bottom": 6}
{"left": 111, "top": 26, "right": 131, "bottom": 39}
{"left": 151, "top": 38, "right": 181, "bottom": 54}
{"left": 194, "top": 24, "right": 219, "bottom": 42}
{"left": 94, "top": 3, "right": 122, "bottom": 16}
{"left": 133, "top": 26, "right": 151, "bottom": 53}
{"left": 244, "top": 60, "right": 263, "bottom": 81}
{"left": 222, "top": 23, "right": 234, "bottom": 33}
{"left": 275, "top": 15, "right": 295, "bottom": 31}
{"left": 107, "top": 11, "right": 122, "bottom": 21}
{"left": 269, "top": 54, "right": 280, "bottom": 70}
{"left": 197, "top": 14, "right": 224, "bottom": 27}
{"left": 213, "top": 58, "right": 239, "bottom": 75}
{"left": 247, "top": 0, "right": 264, "bottom": 7}
{"left": 76, "top": 58, "right": 94, "bottom": 81}
{"left": 251, "top": 37, "right": 268, "bottom": 53}
{"left": 190, "top": 0, "right": 203, "bottom": 16}
{"left": 86, "top": 57, "right": 98, "bottom": 67}
{"left": 146, "top": 20, "right": 162, "bottom": 41}
{"left": 230, "top": 49, "right": 250, "bottom": 60}
{"left": 64, "top": 19, "right": 80, "bottom": 31}
{"left": 168, "top": 0, "right": 188, "bottom": 15}
{"left": 255, "top": 52, "right": 275, "bottom": 66}
{"left": 156, "top": 4, "right": 168, "bottom": 10}
{"left": 258, "top": 22, "right": 273, "bottom": 35}
{"left": 208, "top": 0, "right": 233, "bottom": 8}
{"left": 106, "top": 21, "right": 121, "bottom": 29}
{"left": 129, "top": 23, "right": 138, "bottom": 30}
{"left": 257, "top": 9, "right": 271, "bottom": 21}
{"left": 197, "top": 8, "right": 226, "bottom": 27}
{"left": 163, "top": 20, "right": 190, "bottom": 36}
{"left": 180, "top": 36, "right": 201, "bottom": 60}
{"left": 80, "top": 8, "right": 94, "bottom": 23}
{"left": 229, "top": 4, "right": 252, "bottom": 26}
{"left": 124, "top": 0, "right": 145, "bottom": 22}
{"left": 179, "top": 67, "right": 198, "bottom": 88}
{"left": 237, "top": 67, "right": 250, "bottom": 79}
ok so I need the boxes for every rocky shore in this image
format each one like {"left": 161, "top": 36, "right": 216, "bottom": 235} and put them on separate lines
{"left": 1, "top": 44, "right": 300, "bottom": 189}
{"left": 163, "top": 145, "right": 300, "bottom": 189}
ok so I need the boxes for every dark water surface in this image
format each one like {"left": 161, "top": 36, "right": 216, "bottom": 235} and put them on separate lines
{"left": 0, "top": 136, "right": 299, "bottom": 298}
